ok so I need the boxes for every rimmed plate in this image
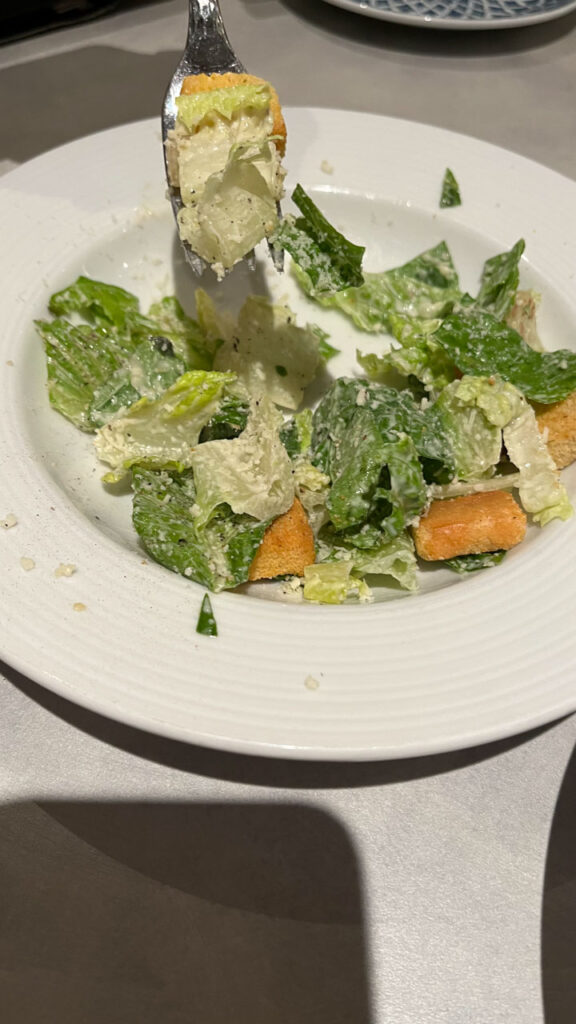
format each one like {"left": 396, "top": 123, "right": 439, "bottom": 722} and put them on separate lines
{"left": 1, "top": 109, "right": 575, "bottom": 760}
{"left": 322, "top": 0, "right": 576, "bottom": 29}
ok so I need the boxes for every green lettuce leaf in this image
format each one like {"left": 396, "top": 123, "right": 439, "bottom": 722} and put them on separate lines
{"left": 196, "top": 593, "right": 218, "bottom": 636}
{"left": 199, "top": 386, "right": 250, "bottom": 442}
{"left": 94, "top": 370, "right": 235, "bottom": 481}
{"left": 86, "top": 336, "right": 187, "bottom": 429}
{"left": 273, "top": 184, "right": 365, "bottom": 294}
{"left": 132, "top": 467, "right": 268, "bottom": 592}
{"left": 312, "top": 377, "right": 455, "bottom": 484}
{"left": 294, "top": 241, "right": 462, "bottom": 333}
{"left": 48, "top": 276, "right": 141, "bottom": 333}
{"left": 190, "top": 397, "right": 295, "bottom": 525}
{"left": 434, "top": 378, "right": 505, "bottom": 481}
{"left": 357, "top": 313, "right": 457, "bottom": 393}
{"left": 146, "top": 296, "right": 214, "bottom": 367}
{"left": 176, "top": 84, "right": 271, "bottom": 132}
{"left": 473, "top": 240, "right": 525, "bottom": 320}
{"left": 280, "top": 408, "right": 314, "bottom": 458}
{"left": 434, "top": 310, "right": 576, "bottom": 403}
{"left": 444, "top": 551, "right": 506, "bottom": 574}
{"left": 302, "top": 562, "right": 372, "bottom": 604}
{"left": 213, "top": 294, "right": 322, "bottom": 409}
{"left": 440, "top": 169, "right": 462, "bottom": 208}
{"left": 502, "top": 405, "right": 573, "bottom": 525}
{"left": 317, "top": 528, "right": 418, "bottom": 592}
{"left": 177, "top": 136, "right": 282, "bottom": 275}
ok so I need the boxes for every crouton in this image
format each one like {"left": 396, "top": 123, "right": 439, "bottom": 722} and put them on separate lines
{"left": 535, "top": 391, "right": 576, "bottom": 470}
{"left": 249, "top": 497, "right": 315, "bottom": 580}
{"left": 180, "top": 72, "right": 286, "bottom": 156}
{"left": 413, "top": 490, "right": 526, "bottom": 562}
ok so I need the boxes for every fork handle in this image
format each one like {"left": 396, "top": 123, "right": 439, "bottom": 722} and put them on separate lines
{"left": 185, "top": 0, "right": 245, "bottom": 75}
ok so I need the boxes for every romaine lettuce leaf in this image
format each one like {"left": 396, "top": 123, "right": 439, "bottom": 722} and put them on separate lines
{"left": 312, "top": 377, "right": 454, "bottom": 484}
{"left": 434, "top": 310, "right": 576, "bottom": 403}
{"left": 473, "top": 240, "right": 525, "bottom": 320}
{"left": 199, "top": 386, "right": 250, "bottom": 442}
{"left": 132, "top": 466, "right": 268, "bottom": 592}
{"left": 273, "top": 184, "right": 365, "bottom": 294}
{"left": 146, "top": 296, "right": 214, "bottom": 367}
{"left": 502, "top": 406, "right": 573, "bottom": 525}
{"left": 94, "top": 370, "right": 235, "bottom": 482}
{"left": 87, "top": 336, "right": 187, "bottom": 429}
{"left": 357, "top": 313, "right": 457, "bottom": 393}
{"left": 190, "top": 397, "right": 295, "bottom": 525}
{"left": 213, "top": 294, "right": 322, "bottom": 409}
{"left": 48, "top": 276, "right": 141, "bottom": 334}
{"left": 317, "top": 526, "right": 419, "bottom": 592}
{"left": 440, "top": 169, "right": 462, "bottom": 209}
{"left": 434, "top": 379, "right": 504, "bottom": 481}
{"left": 280, "top": 408, "right": 314, "bottom": 458}
{"left": 294, "top": 241, "right": 462, "bottom": 333}
{"left": 302, "top": 562, "right": 372, "bottom": 604}
{"left": 177, "top": 137, "right": 282, "bottom": 275}
{"left": 176, "top": 84, "right": 271, "bottom": 132}
{"left": 35, "top": 318, "right": 126, "bottom": 430}
{"left": 444, "top": 551, "right": 506, "bottom": 574}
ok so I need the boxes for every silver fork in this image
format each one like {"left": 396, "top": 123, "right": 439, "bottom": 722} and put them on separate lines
{"left": 161, "top": 0, "right": 282, "bottom": 277}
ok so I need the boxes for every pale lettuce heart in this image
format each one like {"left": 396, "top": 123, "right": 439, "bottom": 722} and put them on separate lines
{"left": 175, "top": 84, "right": 272, "bottom": 133}
{"left": 303, "top": 562, "right": 372, "bottom": 605}
{"left": 190, "top": 397, "right": 295, "bottom": 524}
{"left": 503, "top": 406, "right": 573, "bottom": 525}
{"left": 178, "top": 140, "right": 283, "bottom": 275}
{"left": 213, "top": 294, "right": 323, "bottom": 409}
{"left": 94, "top": 370, "right": 235, "bottom": 482}
{"left": 169, "top": 83, "right": 285, "bottom": 276}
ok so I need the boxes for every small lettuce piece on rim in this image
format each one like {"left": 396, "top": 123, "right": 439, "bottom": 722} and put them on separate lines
{"left": 440, "top": 168, "right": 462, "bottom": 209}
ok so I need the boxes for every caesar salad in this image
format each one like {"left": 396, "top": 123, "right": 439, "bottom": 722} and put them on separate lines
{"left": 34, "top": 183, "right": 575, "bottom": 606}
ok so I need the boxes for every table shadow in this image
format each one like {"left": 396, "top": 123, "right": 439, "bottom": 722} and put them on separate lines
{"left": 541, "top": 742, "right": 576, "bottom": 1023}
{"left": 0, "top": 798, "right": 373, "bottom": 1023}
{"left": 3, "top": 658, "right": 569, "bottom": 788}
{"left": 0, "top": 46, "right": 182, "bottom": 165}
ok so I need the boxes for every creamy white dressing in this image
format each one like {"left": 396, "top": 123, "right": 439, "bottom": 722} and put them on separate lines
{"left": 170, "top": 105, "right": 284, "bottom": 274}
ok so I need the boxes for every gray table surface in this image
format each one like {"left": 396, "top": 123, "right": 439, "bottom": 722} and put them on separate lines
{"left": 1, "top": 2, "right": 575, "bottom": 1021}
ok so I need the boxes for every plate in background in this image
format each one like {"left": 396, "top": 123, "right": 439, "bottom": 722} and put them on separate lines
{"left": 321, "top": 0, "right": 576, "bottom": 30}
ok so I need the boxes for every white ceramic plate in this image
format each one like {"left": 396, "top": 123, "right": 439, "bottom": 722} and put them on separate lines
{"left": 1, "top": 109, "right": 575, "bottom": 760}
{"left": 322, "top": 0, "right": 576, "bottom": 29}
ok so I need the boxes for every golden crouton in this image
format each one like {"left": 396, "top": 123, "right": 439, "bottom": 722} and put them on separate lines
{"left": 249, "top": 497, "right": 315, "bottom": 580}
{"left": 180, "top": 72, "right": 286, "bottom": 156}
{"left": 413, "top": 491, "right": 527, "bottom": 562}
{"left": 535, "top": 391, "right": 576, "bottom": 470}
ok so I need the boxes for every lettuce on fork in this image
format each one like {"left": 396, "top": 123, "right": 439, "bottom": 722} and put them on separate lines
{"left": 165, "top": 75, "right": 286, "bottom": 277}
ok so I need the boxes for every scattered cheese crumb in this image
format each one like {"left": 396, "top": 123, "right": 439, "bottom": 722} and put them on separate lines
{"left": 73, "top": 602, "right": 87, "bottom": 612}
{"left": 54, "top": 563, "right": 77, "bottom": 578}
{"left": 2, "top": 513, "right": 18, "bottom": 529}
{"left": 5, "top": 360, "right": 14, "bottom": 367}
{"left": 320, "top": 160, "right": 334, "bottom": 175}
{"left": 20, "top": 556, "right": 35, "bottom": 571}
{"left": 304, "top": 674, "right": 320, "bottom": 691}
